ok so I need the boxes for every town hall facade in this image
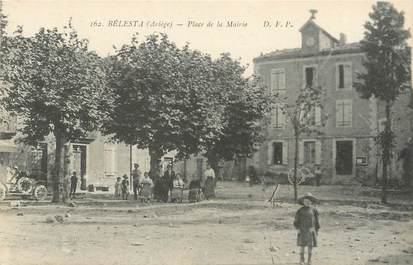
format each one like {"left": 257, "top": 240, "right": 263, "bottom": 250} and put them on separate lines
{"left": 252, "top": 11, "right": 413, "bottom": 184}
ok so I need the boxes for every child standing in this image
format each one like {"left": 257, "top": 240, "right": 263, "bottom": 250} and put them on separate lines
{"left": 294, "top": 193, "right": 320, "bottom": 265}
{"left": 121, "top": 174, "right": 130, "bottom": 200}
{"left": 114, "top": 177, "right": 122, "bottom": 199}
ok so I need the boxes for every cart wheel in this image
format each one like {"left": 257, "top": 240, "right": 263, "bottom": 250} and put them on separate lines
{"left": 288, "top": 168, "right": 304, "bottom": 185}
{"left": 33, "top": 185, "right": 47, "bottom": 201}
{"left": 0, "top": 183, "right": 7, "bottom": 201}
{"left": 17, "top": 177, "right": 33, "bottom": 194}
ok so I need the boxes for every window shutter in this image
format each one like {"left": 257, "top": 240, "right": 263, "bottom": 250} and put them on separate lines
{"left": 336, "top": 101, "right": 343, "bottom": 127}
{"left": 282, "top": 141, "right": 288, "bottom": 165}
{"left": 270, "top": 71, "right": 276, "bottom": 92}
{"left": 315, "top": 106, "right": 321, "bottom": 126}
{"left": 279, "top": 107, "right": 286, "bottom": 128}
{"left": 315, "top": 140, "right": 322, "bottom": 164}
{"left": 271, "top": 109, "right": 277, "bottom": 126}
{"left": 336, "top": 64, "right": 340, "bottom": 88}
{"left": 298, "top": 141, "right": 304, "bottom": 164}
{"left": 104, "top": 143, "right": 116, "bottom": 176}
{"left": 279, "top": 70, "right": 286, "bottom": 90}
{"left": 313, "top": 67, "right": 318, "bottom": 88}
{"left": 267, "top": 142, "right": 273, "bottom": 165}
{"left": 344, "top": 100, "right": 352, "bottom": 127}
{"left": 344, "top": 64, "right": 352, "bottom": 88}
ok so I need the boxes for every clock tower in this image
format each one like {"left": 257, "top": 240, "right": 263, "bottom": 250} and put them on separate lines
{"left": 299, "top": 10, "right": 339, "bottom": 54}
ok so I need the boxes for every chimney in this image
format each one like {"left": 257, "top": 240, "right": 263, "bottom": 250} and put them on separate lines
{"left": 339, "top": 33, "right": 347, "bottom": 46}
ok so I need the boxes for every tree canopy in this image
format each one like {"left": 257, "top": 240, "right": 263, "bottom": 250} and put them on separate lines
{"left": 355, "top": 2, "right": 411, "bottom": 102}
{"left": 103, "top": 33, "right": 271, "bottom": 175}
{"left": 0, "top": 24, "right": 109, "bottom": 201}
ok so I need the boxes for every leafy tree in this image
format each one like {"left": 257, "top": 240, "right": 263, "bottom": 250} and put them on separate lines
{"left": 355, "top": 2, "right": 411, "bottom": 203}
{"left": 0, "top": 24, "right": 108, "bottom": 202}
{"left": 277, "top": 86, "right": 325, "bottom": 202}
{"left": 203, "top": 54, "right": 272, "bottom": 178}
{"left": 102, "top": 34, "right": 224, "bottom": 176}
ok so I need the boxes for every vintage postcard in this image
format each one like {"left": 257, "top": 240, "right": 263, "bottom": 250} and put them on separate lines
{"left": 0, "top": 0, "right": 413, "bottom": 265}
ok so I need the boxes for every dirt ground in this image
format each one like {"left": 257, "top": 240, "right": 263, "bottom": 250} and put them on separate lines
{"left": 0, "top": 182, "right": 412, "bottom": 265}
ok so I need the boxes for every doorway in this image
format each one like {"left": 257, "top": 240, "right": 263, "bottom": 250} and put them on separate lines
{"left": 73, "top": 144, "right": 87, "bottom": 190}
{"left": 336, "top": 141, "right": 353, "bottom": 175}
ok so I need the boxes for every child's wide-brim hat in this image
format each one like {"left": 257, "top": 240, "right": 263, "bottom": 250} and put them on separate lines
{"left": 297, "top": 193, "right": 318, "bottom": 205}
{"left": 123, "top": 175, "right": 128, "bottom": 179}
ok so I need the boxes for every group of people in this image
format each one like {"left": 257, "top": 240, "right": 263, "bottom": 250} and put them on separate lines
{"left": 113, "top": 163, "right": 216, "bottom": 202}
{"left": 113, "top": 163, "right": 154, "bottom": 200}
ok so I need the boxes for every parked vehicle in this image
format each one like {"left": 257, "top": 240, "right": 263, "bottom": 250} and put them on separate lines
{"left": 0, "top": 167, "right": 48, "bottom": 201}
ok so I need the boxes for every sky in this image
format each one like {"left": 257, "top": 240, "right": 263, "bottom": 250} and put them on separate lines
{"left": 2, "top": 0, "right": 413, "bottom": 75}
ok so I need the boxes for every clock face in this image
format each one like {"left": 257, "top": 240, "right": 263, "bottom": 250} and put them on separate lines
{"left": 306, "top": 37, "right": 315, "bottom": 46}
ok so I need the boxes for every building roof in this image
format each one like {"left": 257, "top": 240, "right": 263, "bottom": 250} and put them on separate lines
{"left": 299, "top": 19, "right": 339, "bottom": 43}
{"left": 253, "top": 42, "right": 362, "bottom": 63}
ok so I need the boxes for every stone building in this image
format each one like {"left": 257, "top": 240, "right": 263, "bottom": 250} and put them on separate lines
{"left": 252, "top": 11, "right": 413, "bottom": 184}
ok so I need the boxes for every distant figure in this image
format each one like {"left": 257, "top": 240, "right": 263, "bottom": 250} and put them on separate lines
{"left": 314, "top": 165, "right": 322, "bottom": 186}
{"left": 132, "top": 163, "right": 142, "bottom": 200}
{"left": 162, "top": 164, "right": 175, "bottom": 203}
{"left": 203, "top": 164, "right": 216, "bottom": 200}
{"left": 70, "top": 171, "right": 78, "bottom": 199}
{"left": 294, "top": 193, "right": 320, "bottom": 265}
{"left": 140, "top": 172, "right": 154, "bottom": 187}
{"left": 140, "top": 172, "right": 154, "bottom": 202}
{"left": 114, "top": 177, "right": 122, "bottom": 199}
{"left": 170, "top": 173, "right": 185, "bottom": 202}
{"left": 121, "top": 174, "right": 129, "bottom": 200}
{"left": 248, "top": 165, "right": 259, "bottom": 185}
{"left": 398, "top": 138, "right": 413, "bottom": 187}
{"left": 188, "top": 178, "right": 202, "bottom": 203}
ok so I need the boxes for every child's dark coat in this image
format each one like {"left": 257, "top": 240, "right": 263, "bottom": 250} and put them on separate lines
{"left": 293, "top": 206, "right": 320, "bottom": 247}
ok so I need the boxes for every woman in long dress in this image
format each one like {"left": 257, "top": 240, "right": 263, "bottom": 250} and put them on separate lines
{"left": 203, "top": 164, "right": 216, "bottom": 200}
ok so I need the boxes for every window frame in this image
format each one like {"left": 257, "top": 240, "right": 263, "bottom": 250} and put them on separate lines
{"left": 335, "top": 99, "right": 353, "bottom": 128}
{"left": 270, "top": 68, "right": 286, "bottom": 94}
{"left": 272, "top": 142, "right": 283, "bottom": 165}
{"left": 335, "top": 62, "right": 353, "bottom": 91}
{"left": 303, "top": 64, "right": 318, "bottom": 89}
{"left": 303, "top": 140, "right": 316, "bottom": 165}
{"left": 272, "top": 104, "right": 286, "bottom": 129}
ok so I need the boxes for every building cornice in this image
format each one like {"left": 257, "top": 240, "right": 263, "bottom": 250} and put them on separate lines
{"left": 255, "top": 52, "right": 365, "bottom": 66}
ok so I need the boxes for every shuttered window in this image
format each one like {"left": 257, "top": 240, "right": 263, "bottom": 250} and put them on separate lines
{"left": 271, "top": 68, "right": 286, "bottom": 93}
{"left": 272, "top": 104, "right": 285, "bottom": 128}
{"left": 299, "top": 140, "right": 322, "bottom": 165}
{"left": 336, "top": 99, "right": 352, "bottom": 127}
{"left": 104, "top": 143, "right": 116, "bottom": 176}
{"left": 303, "top": 141, "right": 316, "bottom": 164}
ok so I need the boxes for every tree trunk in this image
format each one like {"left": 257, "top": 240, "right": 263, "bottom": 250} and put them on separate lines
{"left": 51, "top": 129, "right": 67, "bottom": 203}
{"left": 148, "top": 146, "right": 162, "bottom": 178}
{"left": 62, "top": 143, "right": 71, "bottom": 203}
{"left": 381, "top": 101, "right": 392, "bottom": 204}
{"left": 293, "top": 134, "right": 299, "bottom": 202}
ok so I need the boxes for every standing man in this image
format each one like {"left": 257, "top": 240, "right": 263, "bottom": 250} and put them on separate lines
{"left": 399, "top": 138, "right": 413, "bottom": 188}
{"left": 132, "top": 163, "right": 142, "bottom": 200}
{"left": 314, "top": 165, "right": 322, "bottom": 186}
{"left": 162, "top": 164, "right": 175, "bottom": 202}
{"left": 70, "top": 171, "right": 78, "bottom": 199}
